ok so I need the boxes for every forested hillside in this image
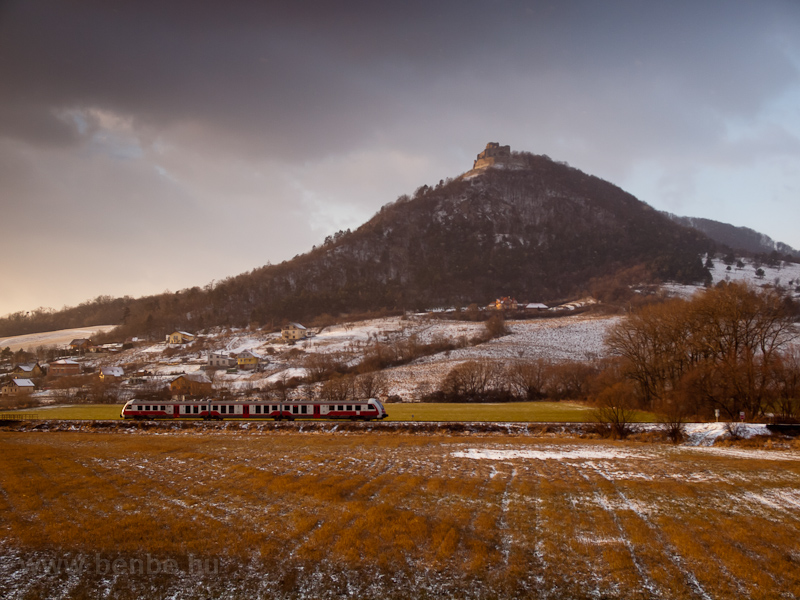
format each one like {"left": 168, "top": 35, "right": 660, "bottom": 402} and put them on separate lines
{"left": 1, "top": 152, "right": 713, "bottom": 339}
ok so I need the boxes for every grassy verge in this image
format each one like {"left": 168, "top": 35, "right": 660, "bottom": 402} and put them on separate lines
{"left": 11, "top": 404, "right": 127, "bottom": 420}
{"left": 384, "top": 401, "right": 657, "bottom": 422}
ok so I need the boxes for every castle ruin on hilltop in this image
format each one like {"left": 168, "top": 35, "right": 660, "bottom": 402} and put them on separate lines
{"left": 473, "top": 142, "right": 511, "bottom": 170}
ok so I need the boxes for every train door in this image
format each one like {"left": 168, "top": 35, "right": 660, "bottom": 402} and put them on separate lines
{"left": 313, "top": 404, "right": 320, "bottom": 418}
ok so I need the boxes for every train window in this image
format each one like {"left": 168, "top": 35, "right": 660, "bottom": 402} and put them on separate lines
{"left": 346, "top": 405, "right": 352, "bottom": 411}
{"left": 193, "top": 406, "right": 199, "bottom": 414}
{"left": 255, "top": 405, "right": 260, "bottom": 414}
{"left": 301, "top": 405, "right": 307, "bottom": 414}
{"left": 338, "top": 405, "right": 344, "bottom": 411}
{"left": 144, "top": 405, "right": 150, "bottom": 411}
{"left": 272, "top": 405, "right": 278, "bottom": 412}
{"left": 292, "top": 405, "right": 298, "bottom": 414}
{"left": 161, "top": 406, "right": 166, "bottom": 411}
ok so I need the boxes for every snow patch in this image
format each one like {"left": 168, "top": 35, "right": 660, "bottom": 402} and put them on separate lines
{"left": 684, "top": 422, "right": 770, "bottom": 446}
{"left": 452, "top": 447, "right": 635, "bottom": 461}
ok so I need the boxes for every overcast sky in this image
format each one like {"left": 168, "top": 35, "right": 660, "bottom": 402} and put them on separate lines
{"left": 2, "top": 0, "right": 799, "bottom": 317}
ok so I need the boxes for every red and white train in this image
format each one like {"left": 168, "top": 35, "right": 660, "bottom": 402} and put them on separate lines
{"left": 120, "top": 398, "right": 388, "bottom": 421}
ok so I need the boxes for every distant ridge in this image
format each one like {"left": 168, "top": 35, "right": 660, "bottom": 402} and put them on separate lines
{"left": 664, "top": 213, "right": 800, "bottom": 259}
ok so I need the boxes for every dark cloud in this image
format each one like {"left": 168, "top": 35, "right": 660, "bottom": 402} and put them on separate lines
{"left": 4, "top": 0, "right": 796, "bottom": 157}
{"left": 1, "top": 0, "right": 799, "bottom": 314}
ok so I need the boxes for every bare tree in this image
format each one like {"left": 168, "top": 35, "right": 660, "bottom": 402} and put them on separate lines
{"left": 592, "top": 380, "right": 638, "bottom": 439}
{"left": 506, "top": 359, "right": 551, "bottom": 400}
{"left": 441, "top": 359, "right": 502, "bottom": 399}
{"left": 320, "top": 374, "right": 355, "bottom": 403}
{"left": 355, "top": 371, "right": 387, "bottom": 399}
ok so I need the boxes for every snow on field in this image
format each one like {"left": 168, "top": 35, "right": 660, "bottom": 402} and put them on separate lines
{"left": 383, "top": 315, "right": 617, "bottom": 399}
{"left": 264, "top": 368, "right": 307, "bottom": 383}
{"left": 2, "top": 434, "right": 798, "bottom": 599}
{"left": 453, "top": 446, "right": 636, "bottom": 461}
{"left": 684, "top": 422, "right": 770, "bottom": 446}
{"left": 0, "top": 325, "right": 115, "bottom": 352}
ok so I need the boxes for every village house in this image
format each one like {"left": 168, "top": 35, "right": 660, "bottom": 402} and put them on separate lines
{"left": 166, "top": 331, "right": 196, "bottom": 344}
{"left": 2, "top": 378, "right": 35, "bottom": 396}
{"left": 49, "top": 359, "right": 82, "bottom": 377}
{"left": 207, "top": 351, "right": 236, "bottom": 369}
{"left": 99, "top": 367, "right": 125, "bottom": 380}
{"left": 169, "top": 373, "right": 212, "bottom": 397}
{"left": 69, "top": 338, "right": 93, "bottom": 352}
{"left": 11, "top": 362, "right": 43, "bottom": 379}
{"left": 281, "top": 323, "right": 307, "bottom": 341}
{"left": 488, "top": 297, "right": 519, "bottom": 311}
{"left": 233, "top": 350, "right": 261, "bottom": 371}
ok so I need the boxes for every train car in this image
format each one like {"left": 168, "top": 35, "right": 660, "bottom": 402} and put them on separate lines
{"left": 120, "top": 398, "right": 388, "bottom": 421}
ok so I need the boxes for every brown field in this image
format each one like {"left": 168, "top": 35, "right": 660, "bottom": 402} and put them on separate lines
{"left": 0, "top": 431, "right": 798, "bottom": 599}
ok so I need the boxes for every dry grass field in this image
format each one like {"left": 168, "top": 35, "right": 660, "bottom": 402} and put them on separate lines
{"left": 0, "top": 431, "right": 798, "bottom": 599}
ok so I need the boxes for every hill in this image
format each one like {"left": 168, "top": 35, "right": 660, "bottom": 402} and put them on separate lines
{"left": 0, "top": 149, "right": 714, "bottom": 339}
{"left": 664, "top": 213, "right": 800, "bottom": 259}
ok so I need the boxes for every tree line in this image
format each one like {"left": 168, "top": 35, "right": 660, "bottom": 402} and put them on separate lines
{"left": 605, "top": 281, "right": 799, "bottom": 422}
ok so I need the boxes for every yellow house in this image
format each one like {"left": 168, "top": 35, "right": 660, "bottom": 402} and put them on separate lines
{"left": 234, "top": 350, "right": 260, "bottom": 371}
{"left": 166, "top": 331, "right": 196, "bottom": 344}
{"left": 281, "top": 323, "right": 307, "bottom": 341}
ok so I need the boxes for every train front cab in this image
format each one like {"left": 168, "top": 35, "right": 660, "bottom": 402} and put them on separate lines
{"left": 369, "top": 398, "right": 389, "bottom": 420}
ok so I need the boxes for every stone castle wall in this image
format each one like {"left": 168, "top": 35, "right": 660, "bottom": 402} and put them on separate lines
{"left": 473, "top": 142, "right": 512, "bottom": 170}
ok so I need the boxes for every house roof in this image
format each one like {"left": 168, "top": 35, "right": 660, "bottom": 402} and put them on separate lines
{"left": 101, "top": 367, "right": 124, "bottom": 377}
{"left": 13, "top": 364, "right": 36, "bottom": 372}
{"left": 284, "top": 323, "right": 306, "bottom": 330}
{"left": 52, "top": 359, "right": 80, "bottom": 365}
{"left": 172, "top": 372, "right": 211, "bottom": 384}
{"left": 236, "top": 350, "right": 260, "bottom": 359}
{"left": 175, "top": 331, "right": 194, "bottom": 337}
{"left": 526, "top": 303, "right": 548, "bottom": 309}
{"left": 11, "top": 378, "right": 35, "bottom": 387}
{"left": 70, "top": 338, "right": 91, "bottom": 345}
